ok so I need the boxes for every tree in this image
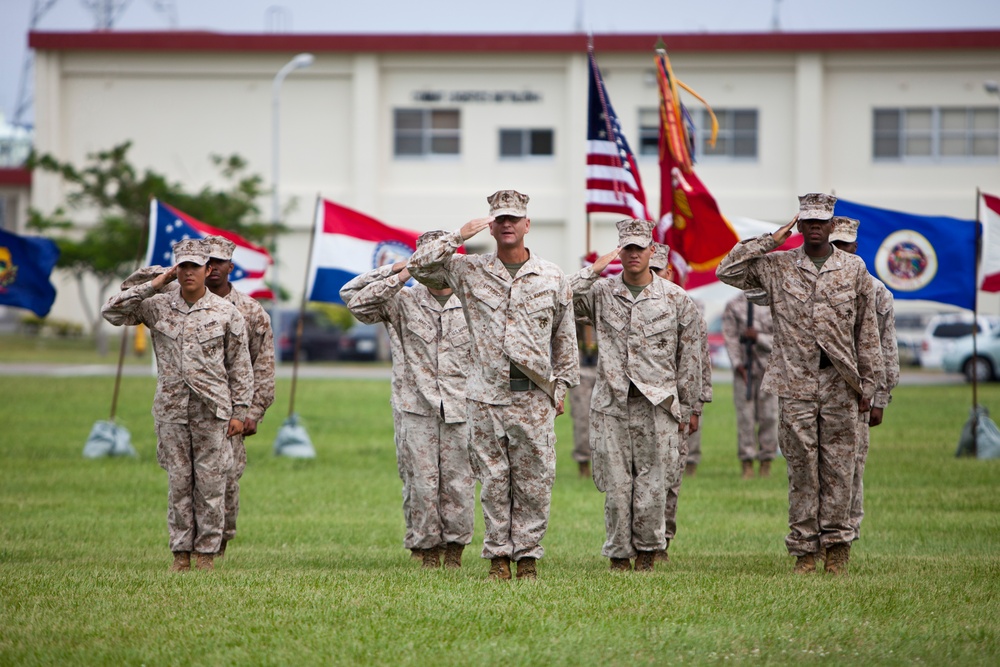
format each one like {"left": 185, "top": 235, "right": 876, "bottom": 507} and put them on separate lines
{"left": 27, "top": 141, "right": 276, "bottom": 354}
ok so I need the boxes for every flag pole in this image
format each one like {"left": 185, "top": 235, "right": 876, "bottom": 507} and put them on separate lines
{"left": 287, "top": 195, "right": 322, "bottom": 418}
{"left": 972, "top": 187, "right": 983, "bottom": 454}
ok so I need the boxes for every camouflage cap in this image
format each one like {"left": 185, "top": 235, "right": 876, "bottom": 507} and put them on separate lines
{"left": 487, "top": 189, "right": 529, "bottom": 218}
{"left": 417, "top": 230, "right": 449, "bottom": 248}
{"left": 797, "top": 193, "right": 837, "bottom": 221}
{"left": 650, "top": 242, "right": 671, "bottom": 271}
{"left": 172, "top": 238, "right": 209, "bottom": 266}
{"left": 616, "top": 218, "right": 654, "bottom": 248}
{"left": 829, "top": 216, "right": 860, "bottom": 244}
{"left": 203, "top": 234, "right": 236, "bottom": 261}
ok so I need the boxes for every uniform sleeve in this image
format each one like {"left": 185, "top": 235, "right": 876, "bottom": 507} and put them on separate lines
{"left": 675, "top": 296, "right": 704, "bottom": 423}
{"left": 407, "top": 230, "right": 463, "bottom": 292}
{"left": 550, "top": 275, "right": 581, "bottom": 404}
{"left": 716, "top": 234, "right": 778, "bottom": 291}
{"left": 224, "top": 310, "right": 254, "bottom": 423}
{"left": 101, "top": 282, "right": 159, "bottom": 327}
{"left": 345, "top": 268, "right": 405, "bottom": 326}
{"left": 338, "top": 264, "right": 396, "bottom": 310}
{"left": 698, "top": 313, "right": 713, "bottom": 406}
{"left": 247, "top": 308, "right": 276, "bottom": 423}
{"left": 721, "top": 300, "right": 745, "bottom": 369}
{"left": 569, "top": 267, "right": 601, "bottom": 325}
{"left": 853, "top": 270, "right": 886, "bottom": 403}
{"left": 874, "top": 289, "right": 900, "bottom": 408}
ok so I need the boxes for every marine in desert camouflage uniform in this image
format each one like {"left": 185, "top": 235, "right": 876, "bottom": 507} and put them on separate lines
{"left": 722, "top": 290, "right": 779, "bottom": 479}
{"left": 201, "top": 236, "right": 275, "bottom": 558}
{"left": 717, "top": 193, "right": 883, "bottom": 576}
{"left": 829, "top": 216, "right": 899, "bottom": 542}
{"left": 407, "top": 190, "right": 579, "bottom": 581}
{"left": 648, "top": 242, "right": 710, "bottom": 563}
{"left": 102, "top": 239, "right": 253, "bottom": 572}
{"left": 343, "top": 230, "right": 476, "bottom": 570}
{"left": 571, "top": 223, "right": 703, "bottom": 572}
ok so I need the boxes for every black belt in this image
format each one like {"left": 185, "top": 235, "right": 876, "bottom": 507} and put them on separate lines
{"left": 510, "top": 378, "right": 533, "bottom": 392}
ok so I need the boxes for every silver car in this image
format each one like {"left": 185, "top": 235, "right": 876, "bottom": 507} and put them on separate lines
{"left": 942, "top": 330, "right": 1000, "bottom": 381}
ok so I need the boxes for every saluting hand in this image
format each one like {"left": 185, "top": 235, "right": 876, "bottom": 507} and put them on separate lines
{"left": 460, "top": 217, "right": 493, "bottom": 241}
{"left": 772, "top": 215, "right": 798, "bottom": 245}
{"left": 591, "top": 247, "right": 621, "bottom": 275}
{"left": 151, "top": 266, "right": 178, "bottom": 290}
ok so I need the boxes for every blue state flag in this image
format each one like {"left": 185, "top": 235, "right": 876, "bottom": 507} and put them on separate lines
{"left": 834, "top": 199, "right": 979, "bottom": 311}
{"left": 0, "top": 228, "right": 60, "bottom": 318}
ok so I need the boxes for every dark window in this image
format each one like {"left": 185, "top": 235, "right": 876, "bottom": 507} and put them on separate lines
{"left": 499, "top": 129, "right": 554, "bottom": 157}
{"left": 873, "top": 107, "right": 999, "bottom": 161}
{"left": 393, "top": 109, "right": 460, "bottom": 157}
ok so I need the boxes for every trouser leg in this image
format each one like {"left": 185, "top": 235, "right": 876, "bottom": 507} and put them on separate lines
{"left": 780, "top": 397, "right": 821, "bottom": 556}
{"left": 816, "top": 375, "right": 858, "bottom": 548}
{"left": 439, "top": 418, "right": 475, "bottom": 546}
{"left": 399, "top": 412, "right": 443, "bottom": 550}
{"left": 223, "top": 433, "right": 246, "bottom": 542}
{"left": 849, "top": 412, "right": 870, "bottom": 540}
{"left": 507, "top": 389, "right": 557, "bottom": 561}
{"left": 468, "top": 400, "right": 514, "bottom": 560}
{"left": 569, "top": 368, "right": 596, "bottom": 463}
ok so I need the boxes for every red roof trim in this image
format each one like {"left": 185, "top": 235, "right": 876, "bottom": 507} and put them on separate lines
{"left": 0, "top": 168, "right": 31, "bottom": 187}
{"left": 29, "top": 30, "right": 1000, "bottom": 53}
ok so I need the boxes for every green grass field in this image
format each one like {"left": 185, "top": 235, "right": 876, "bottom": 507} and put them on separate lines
{"left": 1, "top": 374, "right": 998, "bottom": 665}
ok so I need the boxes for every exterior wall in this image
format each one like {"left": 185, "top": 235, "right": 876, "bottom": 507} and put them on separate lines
{"left": 26, "top": 33, "right": 1000, "bottom": 325}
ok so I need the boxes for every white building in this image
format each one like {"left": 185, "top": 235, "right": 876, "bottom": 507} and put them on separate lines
{"left": 14, "top": 29, "right": 1000, "bottom": 324}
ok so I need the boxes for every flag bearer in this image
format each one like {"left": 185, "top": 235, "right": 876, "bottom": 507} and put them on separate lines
{"left": 716, "top": 194, "right": 883, "bottom": 576}
{"left": 343, "top": 231, "right": 476, "bottom": 570}
{"left": 202, "top": 236, "right": 275, "bottom": 558}
{"left": 571, "top": 221, "right": 703, "bottom": 572}
{"left": 103, "top": 239, "right": 253, "bottom": 572}
{"left": 828, "top": 217, "right": 899, "bottom": 543}
{"left": 407, "top": 190, "right": 579, "bottom": 581}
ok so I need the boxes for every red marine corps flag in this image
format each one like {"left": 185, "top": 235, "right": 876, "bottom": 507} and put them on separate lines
{"left": 654, "top": 44, "right": 739, "bottom": 288}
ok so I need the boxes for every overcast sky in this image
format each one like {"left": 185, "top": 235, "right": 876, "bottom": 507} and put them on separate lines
{"left": 3, "top": 0, "right": 1000, "bottom": 124}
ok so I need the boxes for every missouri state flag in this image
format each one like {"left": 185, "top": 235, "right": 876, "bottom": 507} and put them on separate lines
{"left": 834, "top": 199, "right": 979, "bottom": 310}
{"left": 306, "top": 198, "right": 422, "bottom": 305}
{"left": 146, "top": 199, "right": 274, "bottom": 300}
{"left": 0, "top": 228, "right": 60, "bottom": 317}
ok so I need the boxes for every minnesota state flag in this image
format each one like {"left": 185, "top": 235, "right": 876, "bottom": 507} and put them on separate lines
{"left": 0, "top": 228, "right": 60, "bottom": 317}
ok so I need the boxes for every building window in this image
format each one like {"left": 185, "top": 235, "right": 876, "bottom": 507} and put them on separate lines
{"left": 393, "top": 109, "right": 460, "bottom": 157}
{"left": 499, "top": 129, "right": 554, "bottom": 157}
{"left": 873, "top": 107, "right": 1000, "bottom": 161}
{"left": 637, "top": 108, "right": 758, "bottom": 159}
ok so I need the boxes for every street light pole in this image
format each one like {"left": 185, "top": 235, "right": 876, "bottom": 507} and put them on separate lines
{"left": 271, "top": 52, "right": 315, "bottom": 305}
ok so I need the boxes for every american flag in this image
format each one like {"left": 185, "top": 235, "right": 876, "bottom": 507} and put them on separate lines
{"left": 145, "top": 199, "right": 275, "bottom": 300}
{"left": 586, "top": 47, "right": 651, "bottom": 222}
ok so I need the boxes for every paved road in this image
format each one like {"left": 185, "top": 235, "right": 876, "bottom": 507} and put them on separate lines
{"left": 0, "top": 362, "right": 967, "bottom": 385}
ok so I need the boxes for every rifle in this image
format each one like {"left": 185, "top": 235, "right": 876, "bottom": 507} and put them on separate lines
{"left": 743, "top": 302, "right": 755, "bottom": 400}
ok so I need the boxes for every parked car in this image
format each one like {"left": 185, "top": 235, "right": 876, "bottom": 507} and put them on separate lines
{"left": 893, "top": 311, "right": 935, "bottom": 367}
{"left": 920, "top": 313, "right": 1000, "bottom": 369}
{"left": 272, "top": 309, "right": 342, "bottom": 362}
{"left": 338, "top": 323, "right": 381, "bottom": 361}
{"left": 942, "top": 330, "right": 1000, "bottom": 381}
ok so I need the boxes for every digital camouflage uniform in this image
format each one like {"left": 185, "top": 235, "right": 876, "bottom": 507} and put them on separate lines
{"left": 571, "top": 266, "right": 703, "bottom": 561}
{"left": 408, "top": 230, "right": 579, "bottom": 562}
{"left": 102, "top": 278, "right": 253, "bottom": 555}
{"left": 221, "top": 286, "right": 275, "bottom": 543}
{"left": 340, "top": 265, "right": 414, "bottom": 546}
{"left": 851, "top": 277, "right": 899, "bottom": 539}
{"left": 717, "top": 234, "right": 883, "bottom": 556}
{"left": 569, "top": 355, "right": 597, "bottom": 464}
{"left": 665, "top": 310, "right": 711, "bottom": 547}
{"left": 722, "top": 291, "right": 779, "bottom": 463}
{"left": 344, "top": 268, "right": 475, "bottom": 552}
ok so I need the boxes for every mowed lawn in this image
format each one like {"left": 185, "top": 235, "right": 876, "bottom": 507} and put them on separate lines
{"left": 1, "top": 374, "right": 998, "bottom": 665}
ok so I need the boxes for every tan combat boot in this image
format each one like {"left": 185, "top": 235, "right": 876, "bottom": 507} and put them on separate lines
{"left": 195, "top": 552, "right": 214, "bottom": 571}
{"left": 654, "top": 549, "right": 670, "bottom": 564}
{"left": 421, "top": 546, "right": 441, "bottom": 569}
{"left": 759, "top": 460, "right": 772, "bottom": 478}
{"left": 634, "top": 551, "right": 656, "bottom": 572}
{"left": 488, "top": 556, "right": 512, "bottom": 581}
{"left": 410, "top": 548, "right": 423, "bottom": 561}
{"left": 443, "top": 543, "right": 464, "bottom": 569}
{"left": 578, "top": 461, "right": 591, "bottom": 478}
{"left": 515, "top": 557, "right": 537, "bottom": 580}
{"left": 169, "top": 551, "right": 191, "bottom": 572}
{"left": 742, "top": 460, "right": 754, "bottom": 479}
{"left": 610, "top": 558, "right": 631, "bottom": 572}
{"left": 793, "top": 553, "right": 816, "bottom": 574}
{"left": 684, "top": 462, "right": 697, "bottom": 477}
{"left": 824, "top": 543, "right": 851, "bottom": 575}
